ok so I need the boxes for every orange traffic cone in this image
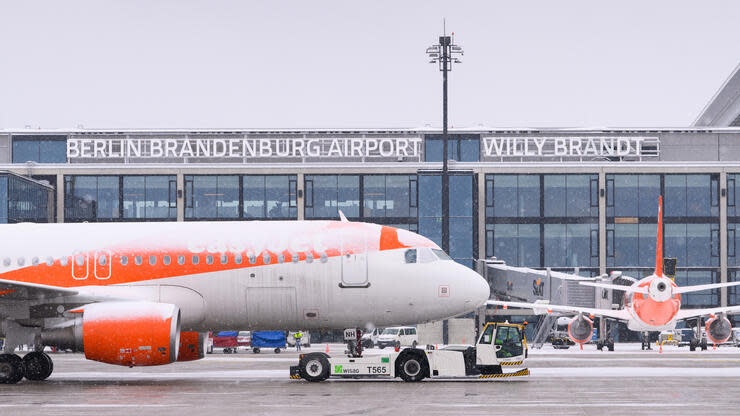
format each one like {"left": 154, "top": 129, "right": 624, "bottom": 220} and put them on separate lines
{"left": 580, "top": 343, "right": 583, "bottom": 351}
{"left": 713, "top": 343, "right": 717, "bottom": 350}
{"left": 325, "top": 344, "right": 330, "bottom": 353}
{"left": 659, "top": 343, "right": 662, "bottom": 354}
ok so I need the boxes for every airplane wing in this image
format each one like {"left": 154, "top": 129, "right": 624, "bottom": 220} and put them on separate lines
{"left": 0, "top": 278, "right": 78, "bottom": 300}
{"left": 487, "top": 300, "right": 632, "bottom": 321}
{"left": 674, "top": 281, "right": 740, "bottom": 294}
{"left": 676, "top": 305, "right": 740, "bottom": 321}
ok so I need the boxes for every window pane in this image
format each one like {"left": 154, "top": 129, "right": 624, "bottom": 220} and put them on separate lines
{"left": 686, "top": 175, "right": 711, "bottom": 217}
{"left": 544, "top": 175, "right": 566, "bottom": 217}
{"left": 425, "top": 139, "right": 443, "bottom": 162}
{"left": 638, "top": 175, "right": 661, "bottom": 217}
{"left": 243, "top": 176, "right": 265, "bottom": 218}
{"left": 418, "top": 175, "right": 441, "bottom": 217}
{"left": 122, "top": 176, "right": 145, "bottom": 219}
{"left": 145, "top": 176, "right": 175, "bottom": 219}
{"left": 0, "top": 177, "right": 7, "bottom": 223}
{"left": 544, "top": 224, "right": 567, "bottom": 267}
{"left": 265, "top": 176, "right": 293, "bottom": 218}
{"left": 565, "top": 175, "right": 594, "bottom": 217}
{"left": 186, "top": 175, "right": 239, "bottom": 219}
{"left": 12, "top": 137, "right": 67, "bottom": 163}
{"left": 363, "top": 175, "right": 385, "bottom": 217}
{"left": 305, "top": 175, "right": 359, "bottom": 218}
{"left": 612, "top": 175, "right": 638, "bottom": 217}
{"left": 337, "top": 176, "right": 359, "bottom": 217}
{"left": 459, "top": 139, "right": 480, "bottom": 162}
{"left": 386, "top": 175, "right": 413, "bottom": 217}
{"left": 449, "top": 217, "right": 473, "bottom": 261}
{"left": 450, "top": 175, "right": 473, "bottom": 217}
{"left": 665, "top": 175, "right": 686, "bottom": 217}
{"left": 493, "top": 175, "right": 517, "bottom": 217}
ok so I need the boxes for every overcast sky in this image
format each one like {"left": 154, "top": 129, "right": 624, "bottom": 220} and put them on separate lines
{"left": 1, "top": 1, "right": 739, "bottom": 129}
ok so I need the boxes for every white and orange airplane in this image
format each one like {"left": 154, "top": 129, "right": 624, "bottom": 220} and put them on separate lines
{"left": 489, "top": 196, "right": 740, "bottom": 350}
{"left": 0, "top": 218, "right": 490, "bottom": 383}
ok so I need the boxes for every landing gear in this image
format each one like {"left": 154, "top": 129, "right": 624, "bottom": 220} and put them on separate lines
{"left": 22, "top": 352, "right": 53, "bottom": 381}
{"left": 0, "top": 354, "right": 25, "bottom": 384}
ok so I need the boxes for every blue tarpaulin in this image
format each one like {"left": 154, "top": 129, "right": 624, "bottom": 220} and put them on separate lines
{"left": 251, "top": 331, "right": 286, "bottom": 348}
{"left": 216, "top": 331, "right": 238, "bottom": 337}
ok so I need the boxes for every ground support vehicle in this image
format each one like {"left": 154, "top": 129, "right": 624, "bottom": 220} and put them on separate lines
{"left": 290, "top": 322, "right": 529, "bottom": 382}
{"left": 376, "top": 326, "right": 418, "bottom": 350}
{"left": 361, "top": 328, "right": 383, "bottom": 349}
{"left": 252, "top": 331, "right": 287, "bottom": 354}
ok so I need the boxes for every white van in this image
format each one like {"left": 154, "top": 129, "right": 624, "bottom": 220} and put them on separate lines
{"left": 376, "top": 326, "right": 418, "bottom": 349}
{"left": 361, "top": 328, "right": 384, "bottom": 348}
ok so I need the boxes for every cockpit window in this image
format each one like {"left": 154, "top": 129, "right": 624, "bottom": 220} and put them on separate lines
{"left": 418, "top": 248, "right": 436, "bottom": 263}
{"left": 404, "top": 249, "right": 417, "bottom": 264}
{"left": 431, "top": 249, "right": 452, "bottom": 261}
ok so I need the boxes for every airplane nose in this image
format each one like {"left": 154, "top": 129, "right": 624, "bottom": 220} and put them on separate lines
{"left": 471, "top": 271, "right": 491, "bottom": 308}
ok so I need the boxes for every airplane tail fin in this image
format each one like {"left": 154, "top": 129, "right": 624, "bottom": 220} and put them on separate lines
{"left": 655, "top": 196, "right": 663, "bottom": 277}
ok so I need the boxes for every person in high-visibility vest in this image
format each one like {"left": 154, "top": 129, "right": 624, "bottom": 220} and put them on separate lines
{"left": 293, "top": 331, "right": 303, "bottom": 351}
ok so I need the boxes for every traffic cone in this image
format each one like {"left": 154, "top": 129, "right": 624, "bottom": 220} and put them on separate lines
{"left": 659, "top": 343, "right": 662, "bottom": 354}
{"left": 325, "top": 344, "right": 330, "bottom": 353}
{"left": 713, "top": 343, "right": 717, "bottom": 350}
{"left": 579, "top": 343, "right": 583, "bottom": 351}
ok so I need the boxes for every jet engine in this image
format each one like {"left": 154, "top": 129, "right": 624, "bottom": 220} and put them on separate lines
{"left": 567, "top": 314, "right": 594, "bottom": 344}
{"left": 177, "top": 331, "right": 207, "bottom": 362}
{"left": 705, "top": 315, "right": 732, "bottom": 345}
{"left": 42, "top": 301, "right": 181, "bottom": 367}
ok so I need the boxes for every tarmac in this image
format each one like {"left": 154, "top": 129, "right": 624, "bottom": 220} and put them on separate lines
{"left": 1, "top": 343, "right": 740, "bottom": 416}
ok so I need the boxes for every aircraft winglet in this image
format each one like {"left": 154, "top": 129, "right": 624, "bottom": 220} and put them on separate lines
{"left": 338, "top": 210, "right": 349, "bottom": 222}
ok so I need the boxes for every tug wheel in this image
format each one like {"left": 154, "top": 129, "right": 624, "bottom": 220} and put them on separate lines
{"left": 299, "top": 353, "right": 330, "bottom": 382}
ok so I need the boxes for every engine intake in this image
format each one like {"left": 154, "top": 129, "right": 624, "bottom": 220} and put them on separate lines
{"left": 567, "top": 315, "right": 594, "bottom": 344}
{"left": 705, "top": 315, "right": 732, "bottom": 345}
{"left": 42, "top": 302, "right": 181, "bottom": 367}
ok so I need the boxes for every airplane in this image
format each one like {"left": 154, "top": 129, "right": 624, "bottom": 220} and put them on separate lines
{"left": 489, "top": 196, "right": 740, "bottom": 351}
{"left": 0, "top": 218, "right": 490, "bottom": 384}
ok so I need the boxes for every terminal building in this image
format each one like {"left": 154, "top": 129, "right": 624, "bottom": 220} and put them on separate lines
{"left": 1, "top": 64, "right": 739, "bottom": 339}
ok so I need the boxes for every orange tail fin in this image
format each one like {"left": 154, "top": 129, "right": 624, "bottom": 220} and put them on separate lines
{"left": 655, "top": 196, "right": 663, "bottom": 277}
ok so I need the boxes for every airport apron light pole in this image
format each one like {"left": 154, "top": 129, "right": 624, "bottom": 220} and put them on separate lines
{"left": 426, "top": 29, "right": 462, "bottom": 254}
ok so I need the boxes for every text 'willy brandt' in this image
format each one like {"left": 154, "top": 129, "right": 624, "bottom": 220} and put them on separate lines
{"left": 483, "top": 137, "right": 655, "bottom": 158}
{"left": 67, "top": 137, "right": 424, "bottom": 159}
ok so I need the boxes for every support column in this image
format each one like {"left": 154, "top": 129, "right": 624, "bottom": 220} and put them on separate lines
{"left": 56, "top": 173, "right": 64, "bottom": 223}
{"left": 297, "top": 173, "right": 305, "bottom": 220}
{"left": 720, "top": 171, "right": 728, "bottom": 307}
{"left": 177, "top": 173, "right": 184, "bottom": 222}
{"left": 477, "top": 171, "right": 486, "bottom": 262}
{"left": 599, "top": 171, "right": 606, "bottom": 276}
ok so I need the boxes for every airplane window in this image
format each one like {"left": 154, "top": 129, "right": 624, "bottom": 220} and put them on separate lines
{"left": 263, "top": 254, "right": 271, "bottom": 264}
{"left": 74, "top": 256, "right": 83, "bottom": 266}
{"left": 234, "top": 254, "right": 242, "bottom": 265}
{"left": 320, "top": 253, "right": 328, "bottom": 263}
{"left": 17, "top": 257, "right": 25, "bottom": 266}
{"left": 404, "top": 249, "right": 417, "bottom": 264}
{"left": 98, "top": 256, "right": 107, "bottom": 266}
{"left": 431, "top": 249, "right": 452, "bottom": 261}
{"left": 249, "top": 255, "right": 256, "bottom": 264}
{"left": 163, "top": 255, "right": 171, "bottom": 265}
{"left": 149, "top": 256, "right": 157, "bottom": 265}
{"left": 45, "top": 257, "right": 53, "bottom": 266}
{"left": 135, "top": 256, "right": 143, "bottom": 265}
{"left": 278, "top": 254, "right": 285, "bottom": 264}
{"left": 3, "top": 258, "right": 10, "bottom": 267}
{"left": 121, "top": 256, "right": 128, "bottom": 266}
{"left": 306, "top": 254, "right": 314, "bottom": 264}
{"left": 220, "top": 254, "right": 228, "bottom": 265}
{"left": 192, "top": 255, "right": 199, "bottom": 265}
{"left": 32, "top": 257, "right": 39, "bottom": 266}
{"left": 206, "top": 255, "right": 214, "bottom": 265}
{"left": 177, "top": 255, "right": 185, "bottom": 265}
{"left": 292, "top": 253, "right": 299, "bottom": 263}
{"left": 60, "top": 257, "right": 68, "bottom": 267}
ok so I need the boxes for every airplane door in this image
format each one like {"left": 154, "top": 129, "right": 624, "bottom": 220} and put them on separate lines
{"left": 340, "top": 231, "right": 369, "bottom": 288}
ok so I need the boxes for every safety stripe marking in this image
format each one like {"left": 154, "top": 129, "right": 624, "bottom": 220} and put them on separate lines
{"left": 478, "top": 369, "right": 530, "bottom": 379}
{"left": 500, "top": 361, "right": 523, "bottom": 366}
{"left": 289, "top": 375, "right": 300, "bottom": 379}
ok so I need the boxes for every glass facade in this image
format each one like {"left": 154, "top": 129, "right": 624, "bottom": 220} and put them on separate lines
{"left": 0, "top": 174, "right": 53, "bottom": 223}
{"left": 185, "top": 175, "right": 297, "bottom": 220}
{"left": 606, "top": 173, "right": 720, "bottom": 307}
{"left": 12, "top": 136, "right": 67, "bottom": 163}
{"left": 424, "top": 135, "right": 480, "bottom": 162}
{"left": 65, "top": 175, "right": 177, "bottom": 222}
{"left": 485, "top": 174, "right": 599, "bottom": 270}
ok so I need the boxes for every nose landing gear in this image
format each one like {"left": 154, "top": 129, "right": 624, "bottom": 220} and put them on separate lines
{"left": 0, "top": 352, "right": 54, "bottom": 384}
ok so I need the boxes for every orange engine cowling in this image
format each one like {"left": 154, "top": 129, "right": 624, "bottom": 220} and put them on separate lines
{"left": 705, "top": 315, "right": 732, "bottom": 345}
{"left": 42, "top": 301, "right": 181, "bottom": 367}
{"left": 567, "top": 315, "right": 594, "bottom": 344}
{"left": 178, "top": 332, "right": 207, "bottom": 362}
